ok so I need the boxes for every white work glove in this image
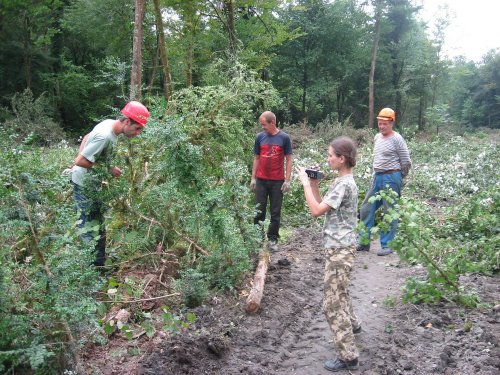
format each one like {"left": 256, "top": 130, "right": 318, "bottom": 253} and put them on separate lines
{"left": 250, "top": 178, "right": 257, "bottom": 191}
{"left": 281, "top": 180, "right": 291, "bottom": 193}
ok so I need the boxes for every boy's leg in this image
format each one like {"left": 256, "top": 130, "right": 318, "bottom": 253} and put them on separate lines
{"left": 323, "top": 247, "right": 359, "bottom": 362}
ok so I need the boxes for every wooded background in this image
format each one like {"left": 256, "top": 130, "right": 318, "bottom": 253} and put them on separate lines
{"left": 0, "top": 0, "right": 499, "bottom": 135}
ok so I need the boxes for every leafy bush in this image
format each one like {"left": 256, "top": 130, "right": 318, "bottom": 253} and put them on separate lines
{"left": 2, "top": 89, "right": 65, "bottom": 145}
{"left": 101, "top": 63, "right": 280, "bottom": 293}
{"left": 407, "top": 134, "right": 498, "bottom": 200}
{"left": 383, "top": 187, "right": 498, "bottom": 306}
{"left": 0, "top": 137, "right": 104, "bottom": 372}
{"left": 177, "top": 269, "right": 208, "bottom": 308}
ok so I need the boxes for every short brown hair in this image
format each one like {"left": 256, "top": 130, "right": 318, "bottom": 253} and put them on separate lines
{"left": 260, "top": 111, "right": 276, "bottom": 124}
{"left": 330, "top": 136, "right": 357, "bottom": 168}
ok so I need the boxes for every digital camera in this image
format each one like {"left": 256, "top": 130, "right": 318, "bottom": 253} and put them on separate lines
{"left": 305, "top": 169, "right": 324, "bottom": 179}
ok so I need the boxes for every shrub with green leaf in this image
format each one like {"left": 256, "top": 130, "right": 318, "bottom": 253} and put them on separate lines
{"left": 103, "top": 63, "right": 281, "bottom": 292}
{"left": 0, "top": 137, "right": 104, "bottom": 372}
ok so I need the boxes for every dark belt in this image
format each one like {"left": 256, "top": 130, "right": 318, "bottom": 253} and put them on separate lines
{"left": 379, "top": 169, "right": 401, "bottom": 174}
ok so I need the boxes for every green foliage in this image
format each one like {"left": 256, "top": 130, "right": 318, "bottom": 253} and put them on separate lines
{"left": 439, "top": 188, "right": 499, "bottom": 273}
{"left": 101, "top": 68, "right": 274, "bottom": 293}
{"left": 407, "top": 134, "right": 499, "bottom": 200}
{"left": 382, "top": 296, "right": 397, "bottom": 309}
{"left": 445, "top": 52, "right": 500, "bottom": 128}
{"left": 2, "top": 89, "right": 65, "bottom": 145}
{"left": 271, "top": 0, "right": 371, "bottom": 124}
{"left": 388, "top": 190, "right": 497, "bottom": 306}
{"left": 162, "top": 306, "right": 196, "bottom": 335}
{"left": 0, "top": 134, "right": 104, "bottom": 372}
{"left": 176, "top": 269, "right": 208, "bottom": 308}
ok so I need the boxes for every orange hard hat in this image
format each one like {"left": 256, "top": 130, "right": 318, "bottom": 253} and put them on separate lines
{"left": 377, "top": 108, "right": 396, "bottom": 122}
{"left": 121, "top": 101, "right": 150, "bottom": 126}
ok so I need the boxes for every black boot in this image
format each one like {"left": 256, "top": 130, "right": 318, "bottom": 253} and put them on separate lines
{"left": 324, "top": 358, "right": 359, "bottom": 372}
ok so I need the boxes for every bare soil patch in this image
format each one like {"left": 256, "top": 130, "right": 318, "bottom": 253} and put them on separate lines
{"left": 85, "top": 228, "right": 500, "bottom": 375}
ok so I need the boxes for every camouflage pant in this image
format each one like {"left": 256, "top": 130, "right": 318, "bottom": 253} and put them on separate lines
{"left": 323, "top": 245, "right": 360, "bottom": 361}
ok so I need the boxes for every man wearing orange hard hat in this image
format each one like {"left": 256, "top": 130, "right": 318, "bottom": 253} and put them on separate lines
{"left": 357, "top": 107, "right": 412, "bottom": 256}
{"left": 71, "top": 101, "right": 150, "bottom": 267}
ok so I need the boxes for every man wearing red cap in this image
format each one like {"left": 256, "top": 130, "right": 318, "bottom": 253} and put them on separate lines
{"left": 71, "top": 101, "right": 150, "bottom": 267}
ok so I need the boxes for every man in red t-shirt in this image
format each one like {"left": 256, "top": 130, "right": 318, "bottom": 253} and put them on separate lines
{"left": 250, "top": 111, "right": 293, "bottom": 252}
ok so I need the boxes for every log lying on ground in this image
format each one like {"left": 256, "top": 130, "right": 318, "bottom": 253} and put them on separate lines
{"left": 245, "top": 249, "right": 270, "bottom": 314}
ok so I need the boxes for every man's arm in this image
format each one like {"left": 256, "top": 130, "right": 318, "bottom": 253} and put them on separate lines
{"left": 397, "top": 137, "right": 412, "bottom": 177}
{"left": 250, "top": 155, "right": 260, "bottom": 190}
{"left": 284, "top": 154, "right": 292, "bottom": 181}
{"left": 74, "top": 154, "right": 94, "bottom": 169}
{"left": 75, "top": 136, "right": 122, "bottom": 177}
{"left": 78, "top": 134, "right": 90, "bottom": 153}
{"left": 251, "top": 155, "right": 260, "bottom": 180}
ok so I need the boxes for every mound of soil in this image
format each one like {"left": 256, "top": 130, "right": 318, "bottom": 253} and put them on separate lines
{"left": 87, "top": 228, "right": 500, "bottom": 374}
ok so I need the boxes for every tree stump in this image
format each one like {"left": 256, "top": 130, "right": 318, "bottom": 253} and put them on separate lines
{"left": 245, "top": 249, "right": 270, "bottom": 314}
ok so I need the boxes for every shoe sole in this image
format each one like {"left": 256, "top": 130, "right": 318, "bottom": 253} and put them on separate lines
{"left": 356, "top": 247, "right": 369, "bottom": 252}
{"left": 324, "top": 364, "right": 359, "bottom": 372}
{"left": 377, "top": 251, "right": 393, "bottom": 256}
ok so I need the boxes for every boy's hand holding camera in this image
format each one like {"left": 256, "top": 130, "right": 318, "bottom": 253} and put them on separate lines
{"left": 305, "top": 168, "right": 324, "bottom": 179}
{"left": 296, "top": 166, "right": 323, "bottom": 188}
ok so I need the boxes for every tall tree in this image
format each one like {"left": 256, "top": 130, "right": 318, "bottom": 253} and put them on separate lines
{"left": 379, "top": 0, "right": 419, "bottom": 128}
{"left": 271, "top": 0, "right": 369, "bottom": 124}
{"left": 224, "top": 0, "right": 237, "bottom": 54}
{"left": 130, "top": 0, "right": 146, "bottom": 100}
{"left": 153, "top": 0, "right": 173, "bottom": 100}
{"left": 368, "top": 0, "right": 384, "bottom": 128}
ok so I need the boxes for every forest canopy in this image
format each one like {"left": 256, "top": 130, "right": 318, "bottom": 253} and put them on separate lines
{"left": 0, "top": 0, "right": 499, "bottom": 134}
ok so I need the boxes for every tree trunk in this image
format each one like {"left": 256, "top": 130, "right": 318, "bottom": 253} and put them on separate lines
{"left": 22, "top": 13, "right": 32, "bottom": 89}
{"left": 301, "top": 38, "right": 309, "bottom": 123}
{"left": 418, "top": 90, "right": 425, "bottom": 131}
{"left": 368, "top": 10, "right": 381, "bottom": 128}
{"left": 224, "top": 0, "right": 237, "bottom": 54}
{"left": 130, "top": 0, "right": 146, "bottom": 101}
{"left": 181, "top": 4, "right": 197, "bottom": 87}
{"left": 146, "top": 42, "right": 159, "bottom": 96}
{"left": 153, "top": 0, "right": 173, "bottom": 101}
{"left": 245, "top": 250, "right": 270, "bottom": 314}
{"left": 186, "top": 31, "right": 194, "bottom": 87}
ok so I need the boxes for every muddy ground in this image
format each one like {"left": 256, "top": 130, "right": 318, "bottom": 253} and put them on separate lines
{"left": 85, "top": 228, "right": 500, "bottom": 375}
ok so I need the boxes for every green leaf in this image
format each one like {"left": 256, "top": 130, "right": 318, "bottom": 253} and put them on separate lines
{"left": 104, "top": 322, "right": 116, "bottom": 335}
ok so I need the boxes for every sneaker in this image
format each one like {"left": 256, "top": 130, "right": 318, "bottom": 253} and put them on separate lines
{"left": 324, "top": 358, "right": 359, "bottom": 372}
{"left": 356, "top": 244, "right": 369, "bottom": 252}
{"left": 352, "top": 326, "right": 362, "bottom": 334}
{"left": 377, "top": 247, "right": 394, "bottom": 256}
{"left": 268, "top": 240, "right": 279, "bottom": 253}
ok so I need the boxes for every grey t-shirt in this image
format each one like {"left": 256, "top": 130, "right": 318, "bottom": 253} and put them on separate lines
{"left": 322, "top": 174, "right": 358, "bottom": 249}
{"left": 71, "top": 119, "right": 117, "bottom": 186}
{"left": 373, "top": 132, "right": 412, "bottom": 176}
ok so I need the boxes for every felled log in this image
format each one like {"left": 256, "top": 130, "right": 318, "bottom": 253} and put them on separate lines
{"left": 245, "top": 250, "right": 270, "bottom": 314}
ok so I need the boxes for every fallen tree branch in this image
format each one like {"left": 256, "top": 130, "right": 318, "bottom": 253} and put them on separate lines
{"left": 102, "top": 292, "right": 180, "bottom": 304}
{"left": 136, "top": 212, "right": 209, "bottom": 256}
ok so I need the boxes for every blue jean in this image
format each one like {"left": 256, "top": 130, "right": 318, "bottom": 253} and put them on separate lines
{"left": 358, "top": 171, "right": 402, "bottom": 249}
{"left": 254, "top": 178, "right": 284, "bottom": 242}
{"left": 73, "top": 182, "right": 106, "bottom": 266}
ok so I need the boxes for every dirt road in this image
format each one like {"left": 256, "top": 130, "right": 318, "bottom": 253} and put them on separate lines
{"left": 136, "top": 228, "right": 500, "bottom": 375}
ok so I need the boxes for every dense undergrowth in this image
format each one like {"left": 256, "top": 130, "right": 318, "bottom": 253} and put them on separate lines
{"left": 1, "top": 85, "right": 498, "bottom": 372}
